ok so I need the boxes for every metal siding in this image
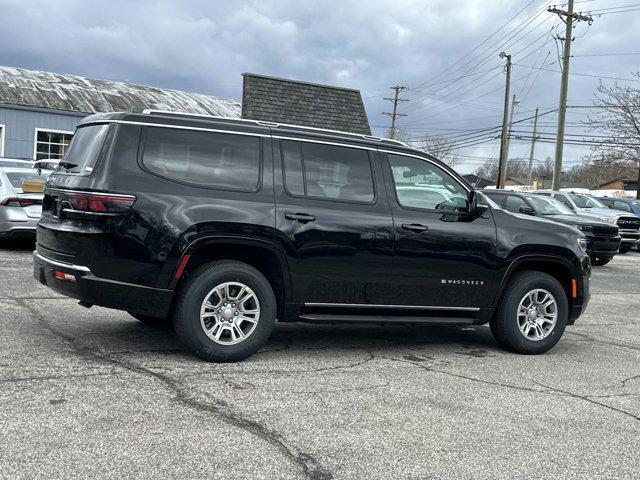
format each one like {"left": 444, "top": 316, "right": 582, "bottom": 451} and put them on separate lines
{"left": 0, "top": 107, "right": 81, "bottom": 159}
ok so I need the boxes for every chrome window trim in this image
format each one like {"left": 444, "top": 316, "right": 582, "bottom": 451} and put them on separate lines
{"left": 78, "top": 120, "right": 272, "bottom": 139}
{"left": 304, "top": 302, "right": 480, "bottom": 312}
{"left": 141, "top": 109, "right": 407, "bottom": 146}
{"left": 34, "top": 251, "right": 91, "bottom": 272}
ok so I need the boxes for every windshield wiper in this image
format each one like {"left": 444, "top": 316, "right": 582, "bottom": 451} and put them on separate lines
{"left": 58, "top": 161, "right": 78, "bottom": 170}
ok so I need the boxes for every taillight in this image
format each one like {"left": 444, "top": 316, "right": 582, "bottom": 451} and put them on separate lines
{"left": 49, "top": 189, "right": 136, "bottom": 214}
{"left": 66, "top": 192, "right": 136, "bottom": 213}
{"left": 1, "top": 197, "right": 42, "bottom": 207}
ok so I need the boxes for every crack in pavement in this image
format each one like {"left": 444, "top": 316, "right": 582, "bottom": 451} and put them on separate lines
{"left": 16, "top": 299, "right": 334, "bottom": 480}
{"left": 531, "top": 381, "right": 640, "bottom": 423}
{"left": 385, "top": 353, "right": 640, "bottom": 423}
{"left": 566, "top": 331, "right": 640, "bottom": 353}
{"left": 0, "top": 370, "right": 119, "bottom": 384}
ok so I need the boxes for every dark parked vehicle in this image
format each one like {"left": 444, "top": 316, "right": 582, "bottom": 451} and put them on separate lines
{"left": 483, "top": 190, "right": 620, "bottom": 266}
{"left": 34, "top": 111, "right": 591, "bottom": 361}
{"left": 534, "top": 190, "right": 640, "bottom": 253}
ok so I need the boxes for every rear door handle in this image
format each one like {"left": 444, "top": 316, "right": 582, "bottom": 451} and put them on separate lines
{"left": 285, "top": 212, "right": 316, "bottom": 223}
{"left": 401, "top": 223, "right": 429, "bottom": 233}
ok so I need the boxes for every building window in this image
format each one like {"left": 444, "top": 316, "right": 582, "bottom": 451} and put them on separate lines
{"left": 35, "top": 129, "right": 73, "bottom": 160}
{"left": 0, "top": 124, "right": 5, "bottom": 157}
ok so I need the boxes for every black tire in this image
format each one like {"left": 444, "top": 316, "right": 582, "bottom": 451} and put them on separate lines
{"left": 129, "top": 312, "right": 171, "bottom": 326}
{"left": 591, "top": 256, "right": 613, "bottom": 266}
{"left": 173, "top": 260, "right": 276, "bottom": 362}
{"left": 490, "top": 271, "right": 569, "bottom": 354}
{"left": 619, "top": 245, "right": 632, "bottom": 254}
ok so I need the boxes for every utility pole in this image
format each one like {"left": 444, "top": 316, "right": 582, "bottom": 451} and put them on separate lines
{"left": 505, "top": 94, "right": 519, "bottom": 160}
{"left": 548, "top": 0, "right": 593, "bottom": 190}
{"left": 496, "top": 51, "right": 512, "bottom": 189}
{"left": 382, "top": 85, "right": 409, "bottom": 139}
{"left": 527, "top": 107, "right": 539, "bottom": 185}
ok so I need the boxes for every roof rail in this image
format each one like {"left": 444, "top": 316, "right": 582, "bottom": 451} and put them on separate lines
{"left": 141, "top": 109, "right": 407, "bottom": 146}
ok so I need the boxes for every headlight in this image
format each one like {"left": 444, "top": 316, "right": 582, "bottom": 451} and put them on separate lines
{"left": 597, "top": 216, "right": 616, "bottom": 224}
{"left": 577, "top": 237, "right": 588, "bottom": 254}
{"left": 577, "top": 225, "right": 593, "bottom": 232}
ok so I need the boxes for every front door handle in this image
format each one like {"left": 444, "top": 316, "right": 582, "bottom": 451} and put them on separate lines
{"left": 285, "top": 212, "right": 316, "bottom": 223}
{"left": 401, "top": 223, "right": 429, "bottom": 233}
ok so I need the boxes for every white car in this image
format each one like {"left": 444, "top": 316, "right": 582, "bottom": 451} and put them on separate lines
{"left": 0, "top": 167, "right": 47, "bottom": 239}
{"left": 0, "top": 158, "right": 35, "bottom": 169}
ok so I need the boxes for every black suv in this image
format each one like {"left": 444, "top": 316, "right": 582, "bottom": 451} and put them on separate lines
{"left": 34, "top": 111, "right": 591, "bottom": 361}
{"left": 483, "top": 190, "right": 621, "bottom": 266}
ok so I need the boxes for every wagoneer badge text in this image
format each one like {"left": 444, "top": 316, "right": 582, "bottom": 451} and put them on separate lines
{"left": 441, "top": 279, "right": 485, "bottom": 285}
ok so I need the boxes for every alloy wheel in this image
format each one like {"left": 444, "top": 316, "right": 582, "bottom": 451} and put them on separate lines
{"left": 200, "top": 282, "right": 260, "bottom": 345}
{"left": 516, "top": 288, "right": 558, "bottom": 341}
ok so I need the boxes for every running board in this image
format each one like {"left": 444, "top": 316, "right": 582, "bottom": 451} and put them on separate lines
{"left": 298, "top": 314, "right": 475, "bottom": 325}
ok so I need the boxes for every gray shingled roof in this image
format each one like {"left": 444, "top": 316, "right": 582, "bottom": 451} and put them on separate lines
{"left": 241, "top": 73, "right": 371, "bottom": 135}
{"left": 0, "top": 66, "right": 241, "bottom": 116}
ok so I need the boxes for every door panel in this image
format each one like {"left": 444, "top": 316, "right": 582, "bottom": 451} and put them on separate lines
{"left": 381, "top": 152, "right": 499, "bottom": 308}
{"left": 274, "top": 140, "right": 394, "bottom": 304}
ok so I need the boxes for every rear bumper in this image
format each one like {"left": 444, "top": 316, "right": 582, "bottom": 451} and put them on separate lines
{"left": 33, "top": 251, "right": 173, "bottom": 318}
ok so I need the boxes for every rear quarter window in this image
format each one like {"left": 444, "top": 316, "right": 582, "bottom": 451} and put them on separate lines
{"left": 61, "top": 124, "right": 110, "bottom": 175}
{"left": 141, "top": 127, "right": 261, "bottom": 191}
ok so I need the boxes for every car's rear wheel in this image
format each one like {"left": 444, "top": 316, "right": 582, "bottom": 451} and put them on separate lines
{"left": 490, "top": 271, "right": 568, "bottom": 354}
{"left": 173, "top": 260, "right": 276, "bottom": 362}
{"left": 591, "top": 256, "right": 613, "bottom": 266}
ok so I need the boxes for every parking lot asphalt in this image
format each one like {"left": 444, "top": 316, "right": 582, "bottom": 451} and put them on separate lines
{"left": 0, "top": 240, "right": 638, "bottom": 480}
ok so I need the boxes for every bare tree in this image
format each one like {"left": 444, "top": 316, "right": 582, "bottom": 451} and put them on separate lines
{"left": 584, "top": 76, "right": 640, "bottom": 198}
{"left": 416, "top": 134, "right": 461, "bottom": 168}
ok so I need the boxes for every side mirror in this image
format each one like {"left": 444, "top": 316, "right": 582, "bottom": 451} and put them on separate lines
{"left": 519, "top": 206, "right": 535, "bottom": 215}
{"left": 469, "top": 190, "right": 478, "bottom": 212}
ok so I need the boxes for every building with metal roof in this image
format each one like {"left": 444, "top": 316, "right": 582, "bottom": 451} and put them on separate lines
{"left": 0, "top": 66, "right": 240, "bottom": 159}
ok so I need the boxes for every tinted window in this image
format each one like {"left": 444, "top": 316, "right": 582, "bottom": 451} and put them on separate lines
{"left": 142, "top": 127, "right": 260, "bottom": 191}
{"left": 554, "top": 194, "right": 573, "bottom": 209}
{"left": 281, "top": 141, "right": 304, "bottom": 196}
{"left": 614, "top": 200, "right": 632, "bottom": 212}
{"left": 61, "top": 124, "right": 109, "bottom": 175}
{"left": 281, "top": 140, "right": 374, "bottom": 203}
{"left": 388, "top": 154, "right": 468, "bottom": 210}
{"left": 485, "top": 192, "right": 507, "bottom": 206}
{"left": 505, "top": 195, "right": 528, "bottom": 213}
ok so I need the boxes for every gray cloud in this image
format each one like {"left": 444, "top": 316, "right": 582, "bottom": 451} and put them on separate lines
{"left": 0, "top": 0, "right": 638, "bottom": 172}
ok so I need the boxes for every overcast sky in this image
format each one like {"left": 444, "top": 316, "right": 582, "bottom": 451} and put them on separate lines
{"left": 1, "top": 0, "right": 639, "bottom": 173}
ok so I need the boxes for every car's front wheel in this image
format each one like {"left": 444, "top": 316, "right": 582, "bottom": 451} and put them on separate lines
{"left": 490, "top": 271, "right": 568, "bottom": 354}
{"left": 173, "top": 260, "right": 276, "bottom": 362}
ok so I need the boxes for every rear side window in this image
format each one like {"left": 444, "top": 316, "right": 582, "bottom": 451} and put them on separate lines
{"left": 61, "top": 124, "right": 109, "bottom": 175}
{"left": 142, "top": 127, "right": 261, "bottom": 191}
{"left": 281, "top": 140, "right": 374, "bottom": 203}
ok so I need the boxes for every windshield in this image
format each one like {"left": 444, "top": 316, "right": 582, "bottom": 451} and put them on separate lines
{"left": 570, "top": 194, "right": 606, "bottom": 208}
{"left": 631, "top": 200, "right": 640, "bottom": 209}
{"left": 526, "top": 195, "right": 574, "bottom": 215}
{"left": 59, "top": 124, "right": 109, "bottom": 174}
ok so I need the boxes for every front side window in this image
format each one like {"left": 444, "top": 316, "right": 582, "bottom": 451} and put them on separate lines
{"left": 281, "top": 140, "right": 374, "bottom": 203}
{"left": 35, "top": 130, "right": 73, "bottom": 160}
{"left": 505, "top": 195, "right": 528, "bottom": 213}
{"left": 554, "top": 194, "right": 574, "bottom": 210}
{"left": 142, "top": 127, "right": 261, "bottom": 191}
{"left": 388, "top": 154, "right": 468, "bottom": 210}
{"left": 613, "top": 200, "right": 632, "bottom": 212}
